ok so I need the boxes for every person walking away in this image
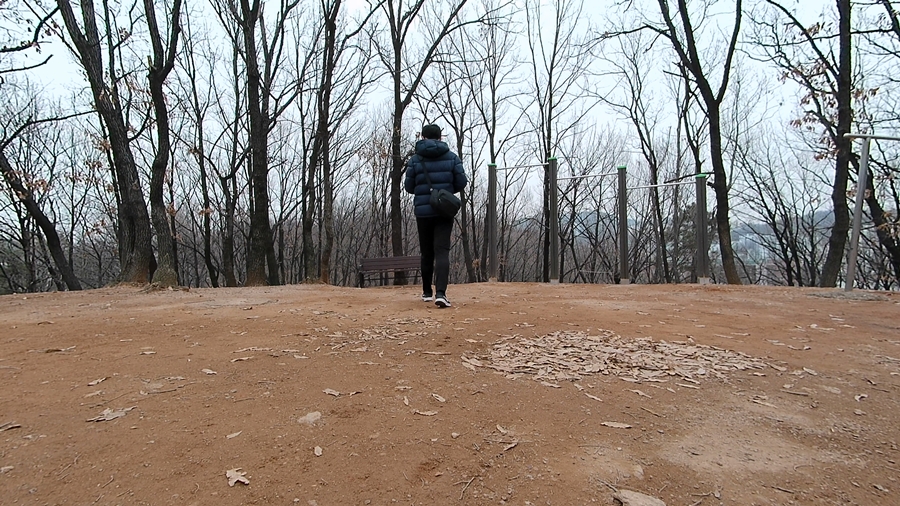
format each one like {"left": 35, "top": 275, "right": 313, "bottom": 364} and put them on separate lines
{"left": 404, "top": 124, "right": 468, "bottom": 308}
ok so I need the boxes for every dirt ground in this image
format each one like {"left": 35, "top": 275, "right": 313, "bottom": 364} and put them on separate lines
{"left": 1, "top": 282, "right": 899, "bottom": 506}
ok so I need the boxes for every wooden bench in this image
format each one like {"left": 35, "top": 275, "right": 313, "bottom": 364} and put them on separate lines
{"left": 357, "top": 256, "right": 422, "bottom": 288}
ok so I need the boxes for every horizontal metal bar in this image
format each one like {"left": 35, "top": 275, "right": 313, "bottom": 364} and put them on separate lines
{"left": 630, "top": 180, "right": 696, "bottom": 190}
{"left": 557, "top": 171, "right": 618, "bottom": 181}
{"left": 494, "top": 163, "right": 548, "bottom": 171}
{"left": 844, "top": 133, "right": 900, "bottom": 142}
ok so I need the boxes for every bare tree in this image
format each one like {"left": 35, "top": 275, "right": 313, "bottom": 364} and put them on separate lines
{"left": 641, "top": 0, "right": 744, "bottom": 284}
{"left": 1, "top": 123, "right": 83, "bottom": 290}
{"left": 144, "top": 0, "right": 183, "bottom": 286}
{"left": 373, "top": 0, "right": 476, "bottom": 274}
{"left": 751, "top": 0, "right": 854, "bottom": 287}
{"left": 301, "top": 0, "right": 379, "bottom": 283}
{"left": 522, "top": 0, "right": 596, "bottom": 282}
{"left": 210, "top": 0, "right": 301, "bottom": 286}
{"left": 0, "top": 6, "right": 81, "bottom": 291}
{"left": 55, "top": 0, "right": 156, "bottom": 283}
{"left": 594, "top": 28, "right": 682, "bottom": 282}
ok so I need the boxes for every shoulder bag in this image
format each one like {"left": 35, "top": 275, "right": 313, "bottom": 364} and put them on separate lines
{"left": 420, "top": 157, "right": 461, "bottom": 218}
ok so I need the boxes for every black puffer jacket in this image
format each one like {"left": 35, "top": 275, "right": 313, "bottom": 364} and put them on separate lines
{"left": 404, "top": 139, "right": 468, "bottom": 218}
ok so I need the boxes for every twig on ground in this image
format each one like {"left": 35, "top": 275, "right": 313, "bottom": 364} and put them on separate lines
{"left": 459, "top": 476, "right": 476, "bottom": 500}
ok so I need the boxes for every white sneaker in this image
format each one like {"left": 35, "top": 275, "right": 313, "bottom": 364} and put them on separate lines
{"left": 434, "top": 295, "right": 451, "bottom": 308}
{"left": 422, "top": 293, "right": 433, "bottom": 302}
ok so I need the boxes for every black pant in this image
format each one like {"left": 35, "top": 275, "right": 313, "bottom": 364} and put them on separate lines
{"left": 416, "top": 216, "right": 454, "bottom": 296}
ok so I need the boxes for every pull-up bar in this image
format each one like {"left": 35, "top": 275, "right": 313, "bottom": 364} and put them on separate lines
{"left": 630, "top": 180, "right": 698, "bottom": 190}
{"left": 557, "top": 171, "right": 618, "bottom": 181}
{"left": 495, "top": 162, "right": 549, "bottom": 171}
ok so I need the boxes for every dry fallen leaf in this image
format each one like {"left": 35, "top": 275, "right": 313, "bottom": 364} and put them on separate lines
{"left": 431, "top": 393, "right": 446, "bottom": 403}
{"left": 140, "top": 351, "right": 156, "bottom": 355}
{"left": 414, "top": 410, "right": 437, "bottom": 416}
{"left": 226, "top": 431, "right": 242, "bottom": 439}
{"left": 201, "top": 369, "right": 217, "bottom": 375}
{"left": 496, "top": 424, "right": 508, "bottom": 435}
{"left": 601, "top": 422, "right": 632, "bottom": 429}
{"left": 613, "top": 489, "right": 666, "bottom": 506}
{"left": 584, "top": 393, "right": 602, "bottom": 402}
{"left": 324, "top": 388, "right": 341, "bottom": 397}
{"left": 297, "top": 411, "right": 322, "bottom": 425}
{"left": 230, "top": 357, "right": 252, "bottom": 363}
{"left": 403, "top": 396, "right": 409, "bottom": 406}
{"left": 87, "top": 377, "right": 107, "bottom": 386}
{"left": 87, "top": 406, "right": 136, "bottom": 422}
{"left": 226, "top": 468, "right": 250, "bottom": 486}
{"left": 855, "top": 394, "right": 868, "bottom": 402}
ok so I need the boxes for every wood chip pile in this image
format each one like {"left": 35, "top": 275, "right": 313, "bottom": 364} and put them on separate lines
{"left": 461, "top": 330, "right": 767, "bottom": 384}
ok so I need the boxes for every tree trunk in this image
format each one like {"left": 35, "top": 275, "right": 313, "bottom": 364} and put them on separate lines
{"left": 819, "top": 0, "right": 852, "bottom": 287}
{"left": 220, "top": 174, "right": 238, "bottom": 287}
{"left": 707, "top": 106, "right": 741, "bottom": 284}
{"left": 144, "top": 0, "right": 183, "bottom": 287}
{"left": 240, "top": 0, "right": 275, "bottom": 286}
{"left": 56, "top": 0, "right": 155, "bottom": 283}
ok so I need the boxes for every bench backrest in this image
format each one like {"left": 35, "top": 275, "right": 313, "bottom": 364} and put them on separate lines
{"left": 359, "top": 256, "right": 421, "bottom": 271}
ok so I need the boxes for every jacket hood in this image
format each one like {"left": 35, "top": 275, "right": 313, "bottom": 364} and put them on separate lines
{"left": 415, "top": 139, "right": 450, "bottom": 159}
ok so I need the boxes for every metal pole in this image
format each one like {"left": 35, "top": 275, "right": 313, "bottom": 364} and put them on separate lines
{"left": 617, "top": 165, "right": 630, "bottom": 284}
{"left": 549, "top": 158, "right": 559, "bottom": 284}
{"left": 488, "top": 163, "right": 498, "bottom": 282}
{"left": 845, "top": 138, "right": 870, "bottom": 292}
{"left": 695, "top": 174, "right": 710, "bottom": 284}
